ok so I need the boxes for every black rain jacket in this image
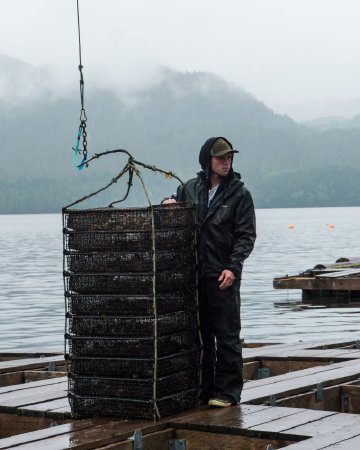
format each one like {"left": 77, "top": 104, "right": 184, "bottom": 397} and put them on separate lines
{"left": 176, "top": 137, "right": 256, "bottom": 279}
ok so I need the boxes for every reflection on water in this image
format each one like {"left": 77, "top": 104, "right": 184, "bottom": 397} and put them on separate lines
{"left": 0, "top": 207, "right": 359, "bottom": 351}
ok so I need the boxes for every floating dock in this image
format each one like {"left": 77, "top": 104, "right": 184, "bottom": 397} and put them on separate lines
{"left": 274, "top": 257, "right": 360, "bottom": 304}
{"left": 1, "top": 339, "right": 360, "bottom": 449}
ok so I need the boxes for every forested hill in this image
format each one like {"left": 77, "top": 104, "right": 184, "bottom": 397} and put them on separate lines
{"left": 1, "top": 58, "right": 360, "bottom": 213}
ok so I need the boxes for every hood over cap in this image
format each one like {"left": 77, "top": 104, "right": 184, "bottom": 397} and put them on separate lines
{"left": 198, "top": 136, "right": 237, "bottom": 180}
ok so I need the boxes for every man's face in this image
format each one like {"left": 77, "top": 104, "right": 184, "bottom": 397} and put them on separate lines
{"left": 211, "top": 152, "right": 233, "bottom": 177}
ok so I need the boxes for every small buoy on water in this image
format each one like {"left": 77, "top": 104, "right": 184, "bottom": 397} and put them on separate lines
{"left": 327, "top": 223, "right": 335, "bottom": 229}
{"left": 288, "top": 224, "right": 295, "bottom": 229}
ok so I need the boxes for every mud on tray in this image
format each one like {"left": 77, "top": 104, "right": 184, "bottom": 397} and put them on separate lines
{"left": 65, "top": 289, "right": 197, "bottom": 316}
{"left": 68, "top": 388, "right": 199, "bottom": 419}
{"left": 68, "top": 369, "right": 199, "bottom": 399}
{"left": 64, "top": 249, "right": 195, "bottom": 273}
{"left": 65, "top": 329, "right": 198, "bottom": 358}
{"left": 64, "top": 270, "right": 196, "bottom": 295}
{"left": 65, "top": 350, "right": 200, "bottom": 378}
{"left": 64, "top": 228, "right": 195, "bottom": 252}
{"left": 63, "top": 204, "right": 195, "bottom": 232}
{"left": 66, "top": 310, "right": 198, "bottom": 337}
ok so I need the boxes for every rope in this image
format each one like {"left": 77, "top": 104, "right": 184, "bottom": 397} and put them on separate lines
{"left": 63, "top": 149, "right": 188, "bottom": 209}
{"left": 73, "top": 0, "right": 88, "bottom": 170}
{"left": 130, "top": 162, "right": 160, "bottom": 419}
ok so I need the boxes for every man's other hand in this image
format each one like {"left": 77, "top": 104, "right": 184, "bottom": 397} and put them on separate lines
{"left": 162, "top": 198, "right": 177, "bottom": 204}
{"left": 218, "top": 269, "right": 235, "bottom": 290}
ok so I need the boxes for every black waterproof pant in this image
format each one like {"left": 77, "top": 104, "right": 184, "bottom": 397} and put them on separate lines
{"left": 198, "top": 277, "right": 243, "bottom": 403}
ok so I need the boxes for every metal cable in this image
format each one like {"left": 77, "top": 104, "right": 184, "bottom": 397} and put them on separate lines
{"left": 73, "top": 0, "right": 88, "bottom": 170}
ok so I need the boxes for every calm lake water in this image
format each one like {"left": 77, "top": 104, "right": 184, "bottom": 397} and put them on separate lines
{"left": 0, "top": 207, "right": 359, "bottom": 351}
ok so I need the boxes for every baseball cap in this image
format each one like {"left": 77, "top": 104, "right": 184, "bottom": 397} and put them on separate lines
{"left": 210, "top": 138, "right": 239, "bottom": 157}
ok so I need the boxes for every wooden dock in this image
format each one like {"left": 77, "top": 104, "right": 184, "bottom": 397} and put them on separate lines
{"left": 1, "top": 339, "right": 360, "bottom": 448}
{"left": 274, "top": 257, "right": 360, "bottom": 304}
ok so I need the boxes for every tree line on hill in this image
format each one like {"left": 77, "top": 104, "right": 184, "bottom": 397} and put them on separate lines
{"left": 1, "top": 64, "right": 360, "bottom": 213}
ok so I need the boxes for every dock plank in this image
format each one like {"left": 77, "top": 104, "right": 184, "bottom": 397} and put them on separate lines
{"left": 0, "top": 420, "right": 168, "bottom": 450}
{"left": 283, "top": 423, "right": 360, "bottom": 449}
{"left": 0, "top": 418, "right": 106, "bottom": 449}
{"left": 0, "top": 384, "right": 66, "bottom": 409}
{"left": 0, "top": 376, "right": 67, "bottom": 394}
{"left": 323, "top": 435, "right": 360, "bottom": 449}
{"left": 19, "top": 398, "right": 70, "bottom": 416}
{"left": 241, "top": 360, "right": 360, "bottom": 403}
{"left": 284, "top": 412, "right": 360, "bottom": 437}
{"left": 171, "top": 404, "right": 310, "bottom": 438}
{"left": 249, "top": 409, "right": 336, "bottom": 433}
{"left": 261, "top": 349, "right": 360, "bottom": 360}
{"left": 243, "top": 339, "right": 358, "bottom": 360}
{"left": 316, "top": 269, "right": 360, "bottom": 278}
{"left": 0, "top": 356, "right": 64, "bottom": 374}
{"left": 243, "top": 358, "right": 360, "bottom": 390}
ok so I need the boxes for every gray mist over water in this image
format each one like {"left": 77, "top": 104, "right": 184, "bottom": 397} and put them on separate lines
{"left": 0, "top": 207, "right": 359, "bottom": 352}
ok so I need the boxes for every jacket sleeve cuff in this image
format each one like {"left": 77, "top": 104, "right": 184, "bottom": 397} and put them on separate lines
{"left": 225, "top": 262, "right": 243, "bottom": 279}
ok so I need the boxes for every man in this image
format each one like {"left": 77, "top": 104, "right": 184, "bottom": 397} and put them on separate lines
{"left": 163, "top": 137, "right": 256, "bottom": 407}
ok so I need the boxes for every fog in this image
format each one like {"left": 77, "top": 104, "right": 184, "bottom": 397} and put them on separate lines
{"left": 1, "top": 0, "right": 360, "bottom": 120}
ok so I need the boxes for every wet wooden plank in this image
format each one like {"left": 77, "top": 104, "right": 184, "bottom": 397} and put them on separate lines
{"left": 171, "top": 404, "right": 307, "bottom": 439}
{"left": 243, "top": 358, "right": 360, "bottom": 390}
{"left": 283, "top": 423, "right": 360, "bottom": 449}
{"left": 0, "top": 383, "right": 66, "bottom": 408}
{"left": 0, "top": 351, "right": 62, "bottom": 362}
{"left": 1, "top": 421, "right": 168, "bottom": 450}
{"left": 0, "top": 413, "right": 70, "bottom": 440}
{"left": 23, "top": 370, "right": 66, "bottom": 382}
{"left": 19, "top": 397, "right": 70, "bottom": 418}
{"left": 0, "top": 356, "right": 64, "bottom": 374}
{"left": 243, "top": 339, "right": 358, "bottom": 359}
{"left": 316, "top": 269, "right": 360, "bottom": 278}
{"left": 241, "top": 359, "right": 360, "bottom": 404}
{"left": 262, "top": 349, "right": 360, "bottom": 360}
{"left": 94, "top": 429, "right": 175, "bottom": 450}
{"left": 0, "top": 376, "right": 67, "bottom": 395}
{"left": 323, "top": 435, "right": 360, "bottom": 449}
{"left": 284, "top": 412, "right": 360, "bottom": 437}
{"left": 273, "top": 275, "right": 360, "bottom": 290}
{"left": 260, "top": 359, "right": 329, "bottom": 378}
{"left": 172, "top": 429, "right": 295, "bottom": 450}
{"left": 249, "top": 409, "right": 335, "bottom": 433}
{"left": 242, "top": 373, "right": 360, "bottom": 405}
{"left": 0, "top": 418, "right": 106, "bottom": 448}
{"left": 276, "top": 383, "right": 343, "bottom": 411}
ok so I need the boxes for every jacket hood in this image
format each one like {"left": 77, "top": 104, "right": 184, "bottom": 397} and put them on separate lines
{"left": 198, "top": 136, "right": 235, "bottom": 181}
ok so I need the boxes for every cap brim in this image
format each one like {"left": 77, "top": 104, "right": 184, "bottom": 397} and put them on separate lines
{"left": 212, "top": 149, "right": 239, "bottom": 156}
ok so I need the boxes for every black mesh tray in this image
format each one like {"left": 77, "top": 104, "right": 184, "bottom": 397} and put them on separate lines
{"left": 66, "top": 311, "right": 197, "bottom": 337}
{"left": 68, "top": 369, "right": 198, "bottom": 400}
{"left": 64, "top": 270, "right": 196, "bottom": 295}
{"left": 66, "top": 350, "right": 200, "bottom": 378}
{"left": 68, "top": 388, "right": 198, "bottom": 419}
{"left": 64, "top": 228, "right": 195, "bottom": 252}
{"left": 65, "top": 289, "right": 197, "bottom": 316}
{"left": 66, "top": 330, "right": 198, "bottom": 358}
{"left": 64, "top": 249, "right": 195, "bottom": 273}
{"left": 64, "top": 204, "right": 195, "bottom": 232}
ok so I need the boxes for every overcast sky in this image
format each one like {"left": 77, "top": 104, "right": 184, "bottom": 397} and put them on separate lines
{"left": 1, "top": 0, "right": 360, "bottom": 119}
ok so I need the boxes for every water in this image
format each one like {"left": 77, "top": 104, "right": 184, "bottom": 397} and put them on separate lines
{"left": 0, "top": 207, "right": 359, "bottom": 352}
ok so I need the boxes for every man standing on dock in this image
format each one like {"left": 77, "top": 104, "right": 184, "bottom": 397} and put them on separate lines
{"left": 163, "top": 137, "right": 256, "bottom": 407}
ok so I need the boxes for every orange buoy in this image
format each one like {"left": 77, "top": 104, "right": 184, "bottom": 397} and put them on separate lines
{"left": 327, "top": 223, "right": 335, "bottom": 229}
{"left": 288, "top": 224, "right": 295, "bottom": 229}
